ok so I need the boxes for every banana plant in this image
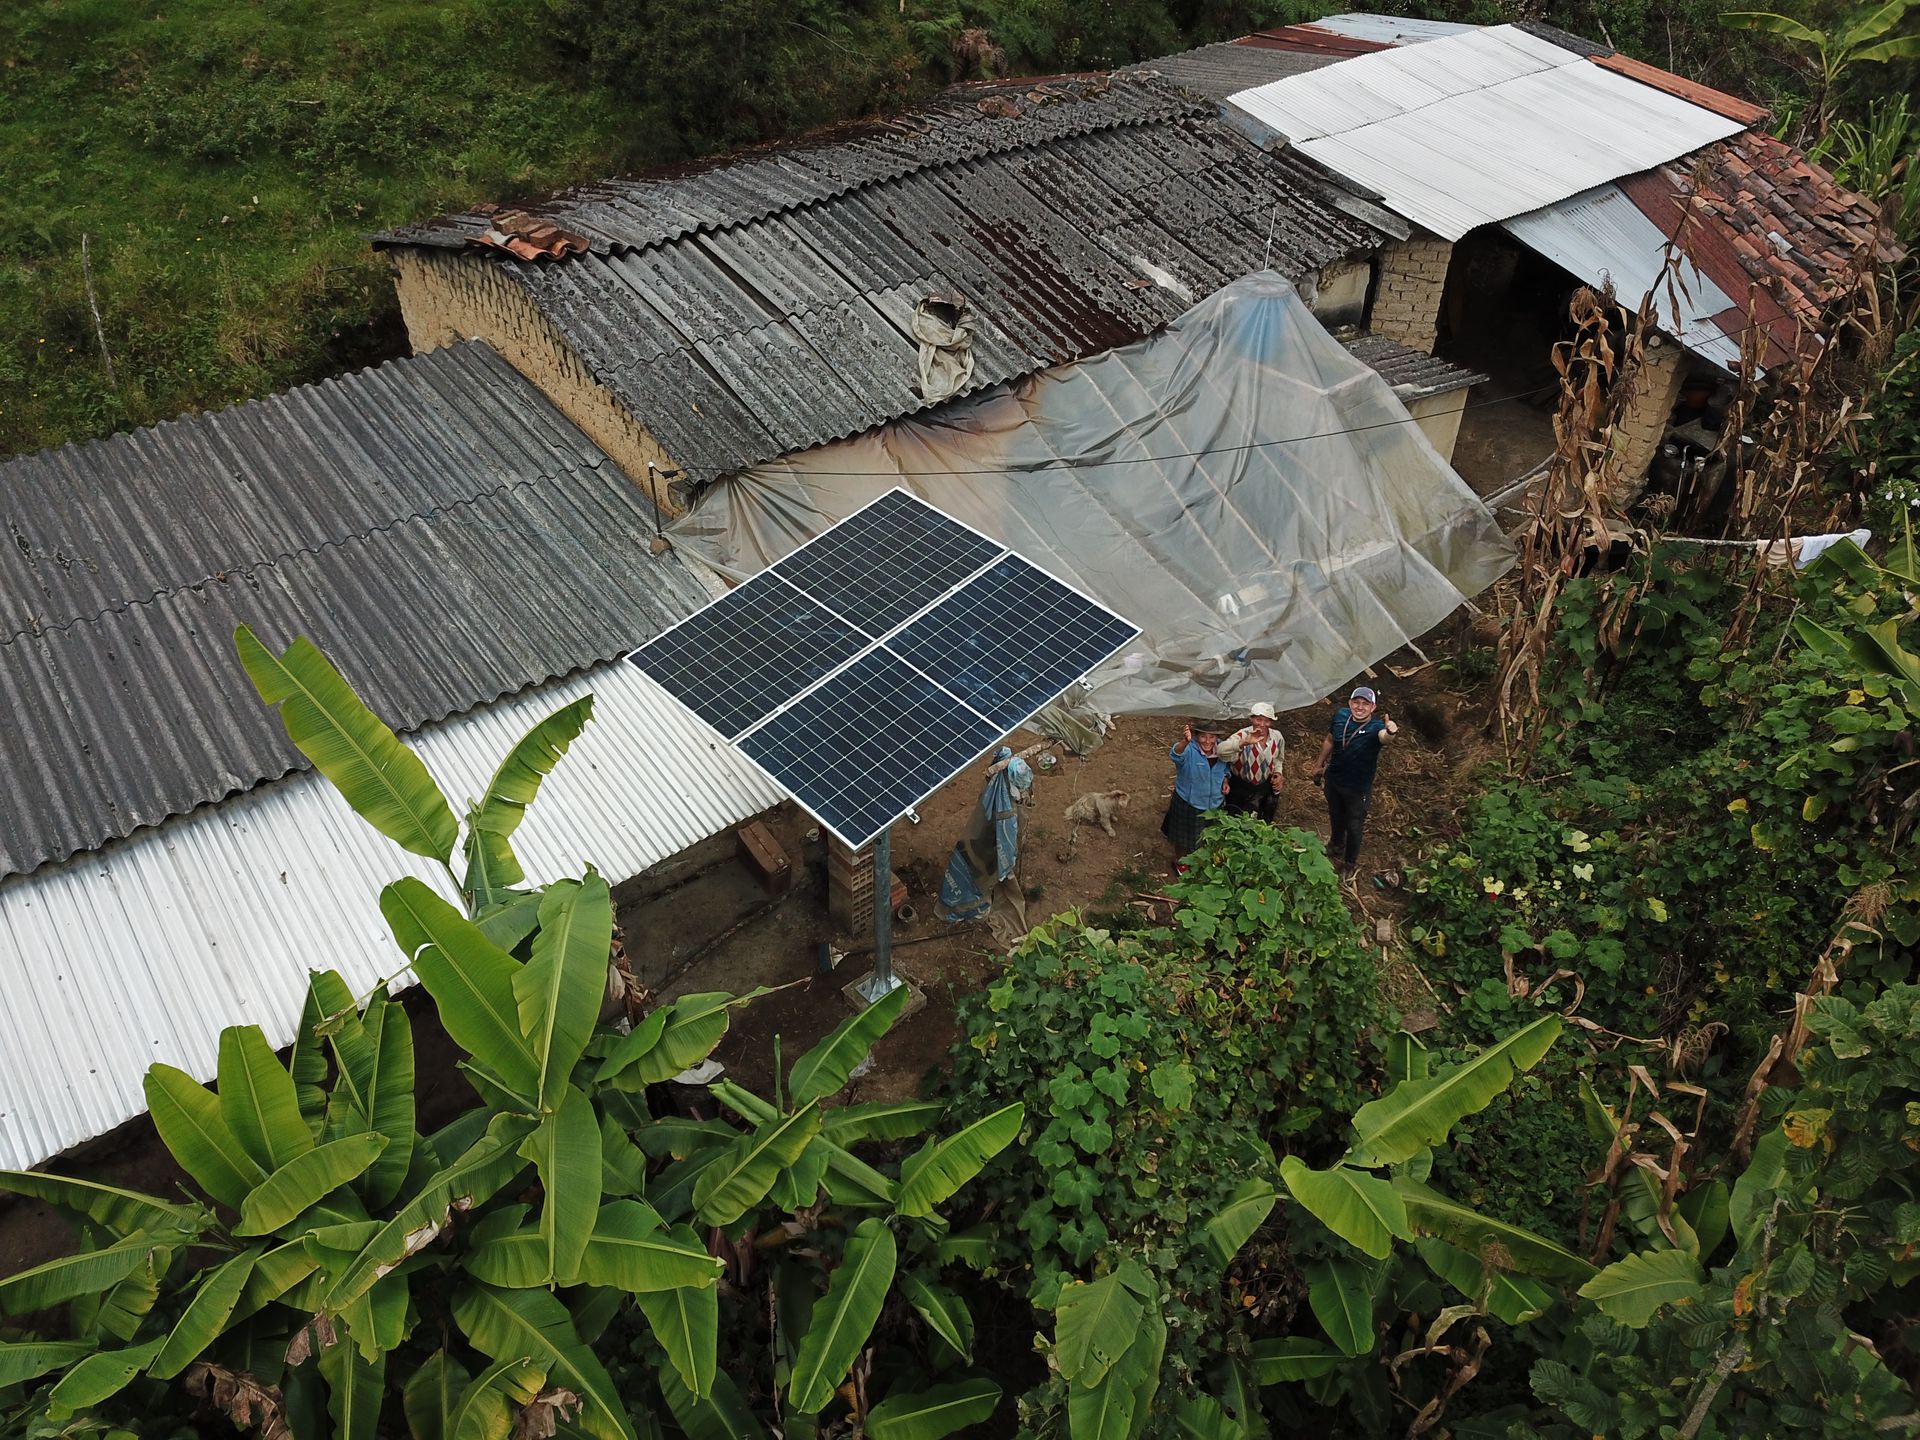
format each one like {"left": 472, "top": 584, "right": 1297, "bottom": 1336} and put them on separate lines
{"left": 1724, "top": 0, "right": 1920, "bottom": 136}
{"left": 618, "top": 986, "right": 1025, "bottom": 1437}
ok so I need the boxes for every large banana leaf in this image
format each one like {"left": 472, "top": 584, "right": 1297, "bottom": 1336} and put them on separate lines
{"left": 452, "top": 1282, "right": 635, "bottom": 1440}
{"left": 1202, "top": 1178, "right": 1278, "bottom": 1266}
{"left": 231, "top": 1237, "right": 322, "bottom": 1322}
{"left": 1416, "top": 1239, "right": 1553, "bottom": 1325}
{"left": 895, "top": 1103, "right": 1024, "bottom": 1218}
{"left": 576, "top": 1200, "right": 723, "bottom": 1293}
{"left": 291, "top": 970, "right": 357, "bottom": 1136}
{"left": 43, "top": 1337, "right": 165, "bottom": 1418}
{"left": 1306, "top": 1258, "right": 1375, "bottom": 1356}
{"left": 145, "top": 1063, "right": 269, "bottom": 1210}
{"left": 342, "top": 1269, "right": 412, "bottom": 1362}
{"left": 326, "top": 1115, "right": 535, "bottom": 1310}
{"left": 788, "top": 985, "right": 908, "bottom": 1107}
{"left": 600, "top": 1112, "right": 650, "bottom": 1199}
{"left": 0, "top": 1341, "right": 92, "bottom": 1387}
{"left": 318, "top": 1333, "right": 387, "bottom": 1440}
{"left": 709, "top": 1079, "right": 898, "bottom": 1210}
{"left": 462, "top": 697, "right": 595, "bottom": 903}
{"left": 1393, "top": 1177, "right": 1596, "bottom": 1284}
{"left": 218, "top": 1025, "right": 312, "bottom": 1173}
{"left": 1577, "top": 1248, "right": 1706, "bottom": 1327}
{"left": 1053, "top": 1261, "right": 1151, "bottom": 1387}
{"left": 236, "top": 1133, "right": 387, "bottom": 1236}
{"left": 358, "top": 993, "right": 417, "bottom": 1207}
{"left": 236, "top": 625, "right": 457, "bottom": 861}
{"left": 520, "top": 1084, "right": 601, "bottom": 1284}
{"left": 900, "top": 1274, "right": 973, "bottom": 1362}
{"left": 1247, "top": 1337, "right": 1345, "bottom": 1383}
{"left": 636, "top": 1236, "right": 720, "bottom": 1399}
{"left": 1169, "top": 1394, "right": 1247, "bottom": 1440}
{"left": 692, "top": 1105, "right": 823, "bottom": 1227}
{"left": 445, "top": 1355, "right": 547, "bottom": 1440}
{"left": 598, "top": 989, "right": 771, "bottom": 1088}
{"left": 514, "top": 874, "right": 612, "bottom": 1110}
{"left": 820, "top": 1099, "right": 946, "bottom": 1143}
{"left": 381, "top": 877, "right": 540, "bottom": 1102}
{"left": 402, "top": 1350, "right": 471, "bottom": 1440}
{"left": 80, "top": 1241, "right": 170, "bottom": 1341}
{"left": 0, "top": 1170, "right": 208, "bottom": 1242}
{"left": 1720, "top": 10, "right": 1826, "bottom": 43}
{"left": 466, "top": 1227, "right": 551, "bottom": 1290}
{"left": 788, "top": 1216, "right": 897, "bottom": 1414}
{"left": 0, "top": 1232, "right": 163, "bottom": 1316}
{"left": 866, "top": 1378, "right": 1003, "bottom": 1439}
{"left": 1279, "top": 1158, "right": 1410, "bottom": 1261}
{"left": 1347, "top": 1017, "right": 1560, "bottom": 1167}
{"left": 1066, "top": 1306, "right": 1164, "bottom": 1440}
{"left": 658, "top": 1366, "right": 766, "bottom": 1440}
{"left": 149, "top": 1245, "right": 262, "bottom": 1379}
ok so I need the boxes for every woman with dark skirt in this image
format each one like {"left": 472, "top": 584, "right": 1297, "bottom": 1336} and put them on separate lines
{"left": 1162, "top": 719, "right": 1229, "bottom": 869}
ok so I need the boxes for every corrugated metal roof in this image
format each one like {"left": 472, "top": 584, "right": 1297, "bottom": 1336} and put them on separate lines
{"left": 1227, "top": 25, "right": 1747, "bottom": 240}
{"left": 1504, "top": 183, "right": 1747, "bottom": 372}
{"left": 1505, "top": 183, "right": 1747, "bottom": 371}
{"left": 0, "top": 342, "right": 712, "bottom": 880}
{"left": 1591, "top": 52, "right": 1769, "bottom": 125}
{"left": 0, "top": 660, "right": 783, "bottom": 1171}
{"left": 375, "top": 77, "right": 1194, "bottom": 258}
{"left": 1298, "top": 13, "right": 1475, "bottom": 45}
{"left": 1130, "top": 39, "right": 1342, "bottom": 99}
{"left": 1340, "top": 333, "right": 1488, "bottom": 398}
{"left": 489, "top": 103, "right": 1390, "bottom": 480}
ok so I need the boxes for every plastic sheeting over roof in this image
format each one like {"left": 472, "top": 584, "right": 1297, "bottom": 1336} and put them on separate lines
{"left": 1227, "top": 25, "right": 1746, "bottom": 240}
{"left": 668, "top": 274, "right": 1513, "bottom": 718}
{"left": 1504, "top": 184, "right": 1746, "bottom": 372}
{"left": 0, "top": 660, "right": 782, "bottom": 1170}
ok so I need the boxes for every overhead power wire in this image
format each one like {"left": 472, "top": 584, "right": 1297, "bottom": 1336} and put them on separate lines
{"left": 0, "top": 299, "right": 1804, "bottom": 649}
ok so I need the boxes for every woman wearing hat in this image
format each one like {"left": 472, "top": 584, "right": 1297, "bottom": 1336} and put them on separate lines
{"left": 940, "top": 745, "right": 1034, "bottom": 923}
{"left": 1219, "top": 702, "right": 1284, "bottom": 823}
{"left": 1309, "top": 686, "right": 1397, "bottom": 875}
{"left": 1162, "top": 718, "right": 1230, "bottom": 864}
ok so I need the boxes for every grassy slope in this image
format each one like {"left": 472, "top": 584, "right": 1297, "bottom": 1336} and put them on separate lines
{"left": 0, "top": 0, "right": 659, "bottom": 460}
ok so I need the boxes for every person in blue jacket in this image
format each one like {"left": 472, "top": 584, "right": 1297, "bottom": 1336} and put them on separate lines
{"left": 1162, "top": 718, "right": 1230, "bottom": 866}
{"left": 1308, "top": 686, "right": 1398, "bottom": 876}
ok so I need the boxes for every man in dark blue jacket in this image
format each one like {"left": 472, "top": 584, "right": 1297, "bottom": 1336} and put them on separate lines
{"left": 1308, "top": 686, "right": 1398, "bottom": 877}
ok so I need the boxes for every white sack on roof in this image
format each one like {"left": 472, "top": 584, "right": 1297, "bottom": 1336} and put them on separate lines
{"left": 1227, "top": 25, "right": 1746, "bottom": 240}
{"left": 669, "top": 273, "right": 1513, "bottom": 718}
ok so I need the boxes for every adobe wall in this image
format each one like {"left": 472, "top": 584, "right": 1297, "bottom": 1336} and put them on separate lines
{"left": 1368, "top": 233, "right": 1453, "bottom": 352}
{"left": 389, "top": 249, "right": 682, "bottom": 515}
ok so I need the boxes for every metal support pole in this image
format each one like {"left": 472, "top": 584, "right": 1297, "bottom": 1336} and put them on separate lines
{"left": 854, "top": 826, "right": 901, "bottom": 1003}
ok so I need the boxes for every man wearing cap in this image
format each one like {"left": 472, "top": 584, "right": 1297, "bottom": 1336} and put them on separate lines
{"left": 1163, "top": 718, "right": 1230, "bottom": 863}
{"left": 1219, "top": 702, "right": 1284, "bottom": 823}
{"left": 1309, "top": 687, "right": 1398, "bottom": 876}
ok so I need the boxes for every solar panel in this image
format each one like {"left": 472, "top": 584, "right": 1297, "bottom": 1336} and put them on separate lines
{"left": 630, "top": 570, "right": 865, "bottom": 738}
{"left": 771, "top": 489, "right": 1002, "bottom": 636}
{"left": 739, "top": 649, "right": 1003, "bottom": 848}
{"left": 630, "top": 489, "right": 1139, "bottom": 848}
{"left": 886, "top": 556, "right": 1140, "bottom": 731}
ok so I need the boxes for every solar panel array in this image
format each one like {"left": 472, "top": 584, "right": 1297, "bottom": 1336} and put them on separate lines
{"left": 631, "top": 490, "right": 1137, "bottom": 848}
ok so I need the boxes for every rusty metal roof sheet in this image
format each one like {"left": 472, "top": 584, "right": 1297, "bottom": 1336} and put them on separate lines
{"left": 0, "top": 342, "right": 711, "bottom": 880}
{"left": 452, "top": 98, "right": 1389, "bottom": 481}
{"left": 1591, "top": 52, "right": 1769, "bottom": 126}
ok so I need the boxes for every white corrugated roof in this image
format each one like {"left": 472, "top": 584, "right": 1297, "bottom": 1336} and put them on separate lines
{"left": 1227, "top": 25, "right": 1747, "bottom": 240}
{"left": 1306, "top": 12, "right": 1474, "bottom": 44}
{"left": 0, "top": 662, "right": 782, "bottom": 1171}
{"left": 1503, "top": 184, "right": 1746, "bottom": 372}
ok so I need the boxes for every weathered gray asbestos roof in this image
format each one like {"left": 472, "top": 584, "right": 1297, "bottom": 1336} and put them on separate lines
{"left": 1340, "top": 333, "right": 1489, "bottom": 400}
{"left": 381, "top": 78, "right": 1392, "bottom": 482}
{"left": 0, "top": 342, "right": 709, "bottom": 879}
{"left": 1130, "top": 41, "right": 1343, "bottom": 99}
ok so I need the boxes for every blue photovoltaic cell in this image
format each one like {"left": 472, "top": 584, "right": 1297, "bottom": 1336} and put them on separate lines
{"left": 628, "top": 570, "right": 866, "bottom": 738}
{"left": 770, "top": 489, "right": 1002, "bottom": 636}
{"left": 886, "top": 555, "right": 1139, "bottom": 730}
{"left": 739, "top": 649, "right": 1002, "bottom": 847}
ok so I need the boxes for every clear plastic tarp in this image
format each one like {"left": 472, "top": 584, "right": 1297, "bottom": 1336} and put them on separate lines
{"left": 668, "top": 273, "right": 1514, "bottom": 718}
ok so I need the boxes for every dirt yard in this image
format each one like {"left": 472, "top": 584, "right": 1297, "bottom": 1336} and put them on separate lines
{"left": 0, "top": 629, "right": 1504, "bottom": 1277}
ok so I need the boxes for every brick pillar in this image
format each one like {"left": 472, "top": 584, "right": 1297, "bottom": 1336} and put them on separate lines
{"left": 826, "top": 832, "right": 909, "bottom": 936}
{"left": 1612, "top": 332, "right": 1689, "bottom": 495}
{"left": 1368, "top": 234, "right": 1453, "bottom": 351}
